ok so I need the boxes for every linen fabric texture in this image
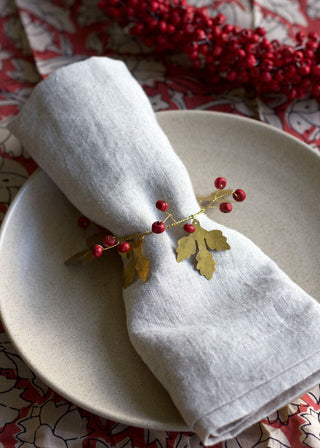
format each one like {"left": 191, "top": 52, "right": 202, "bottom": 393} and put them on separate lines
{"left": 8, "top": 57, "right": 320, "bottom": 445}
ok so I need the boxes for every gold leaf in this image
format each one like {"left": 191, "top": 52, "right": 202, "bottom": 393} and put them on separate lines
{"left": 81, "top": 251, "right": 94, "bottom": 265}
{"left": 122, "top": 238, "right": 149, "bottom": 287}
{"left": 176, "top": 234, "right": 197, "bottom": 262}
{"left": 205, "top": 229, "right": 230, "bottom": 251}
{"left": 65, "top": 249, "right": 91, "bottom": 266}
{"left": 195, "top": 250, "right": 216, "bottom": 279}
{"left": 133, "top": 239, "right": 149, "bottom": 283}
{"left": 123, "top": 258, "right": 135, "bottom": 288}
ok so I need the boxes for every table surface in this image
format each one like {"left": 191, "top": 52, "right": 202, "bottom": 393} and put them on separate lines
{"left": 1, "top": 1, "right": 320, "bottom": 447}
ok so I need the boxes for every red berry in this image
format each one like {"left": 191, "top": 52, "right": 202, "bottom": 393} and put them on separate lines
{"left": 233, "top": 189, "right": 246, "bottom": 202}
{"left": 103, "top": 234, "right": 117, "bottom": 247}
{"left": 78, "top": 216, "right": 90, "bottom": 229}
{"left": 152, "top": 221, "right": 166, "bottom": 233}
{"left": 219, "top": 202, "right": 233, "bottom": 213}
{"left": 183, "top": 223, "right": 196, "bottom": 233}
{"left": 92, "top": 244, "right": 104, "bottom": 258}
{"left": 156, "top": 200, "right": 169, "bottom": 211}
{"left": 117, "top": 242, "right": 130, "bottom": 253}
{"left": 214, "top": 177, "right": 227, "bottom": 189}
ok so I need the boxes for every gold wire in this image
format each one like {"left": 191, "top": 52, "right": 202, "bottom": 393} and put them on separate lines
{"left": 111, "top": 189, "right": 235, "bottom": 246}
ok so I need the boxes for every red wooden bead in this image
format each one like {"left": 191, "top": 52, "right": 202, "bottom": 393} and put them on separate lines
{"left": 92, "top": 244, "right": 104, "bottom": 258}
{"left": 195, "top": 29, "right": 206, "bottom": 40}
{"left": 183, "top": 223, "right": 196, "bottom": 233}
{"left": 312, "top": 65, "right": 320, "bottom": 76}
{"left": 246, "top": 54, "right": 257, "bottom": 67}
{"left": 312, "top": 84, "right": 320, "bottom": 97}
{"left": 152, "top": 221, "right": 166, "bottom": 233}
{"left": 308, "top": 31, "right": 319, "bottom": 41}
{"left": 117, "top": 242, "right": 131, "bottom": 253}
{"left": 214, "top": 177, "right": 227, "bottom": 189}
{"left": 219, "top": 202, "right": 233, "bottom": 213}
{"left": 103, "top": 234, "right": 117, "bottom": 247}
{"left": 255, "top": 27, "right": 266, "bottom": 36}
{"left": 233, "top": 189, "right": 246, "bottom": 202}
{"left": 78, "top": 216, "right": 90, "bottom": 229}
{"left": 296, "top": 31, "right": 306, "bottom": 43}
{"left": 156, "top": 200, "right": 169, "bottom": 211}
{"left": 213, "top": 13, "right": 226, "bottom": 25}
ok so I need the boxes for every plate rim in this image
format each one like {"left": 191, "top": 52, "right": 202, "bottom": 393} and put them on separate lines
{"left": 1, "top": 109, "right": 320, "bottom": 431}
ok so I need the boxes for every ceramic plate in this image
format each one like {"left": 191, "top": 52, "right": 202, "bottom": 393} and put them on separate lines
{"left": 1, "top": 111, "right": 320, "bottom": 431}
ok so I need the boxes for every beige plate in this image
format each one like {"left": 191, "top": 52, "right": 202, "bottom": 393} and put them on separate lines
{"left": 1, "top": 111, "right": 320, "bottom": 431}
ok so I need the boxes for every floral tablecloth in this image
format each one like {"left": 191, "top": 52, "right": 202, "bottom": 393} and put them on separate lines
{"left": 1, "top": 1, "right": 320, "bottom": 447}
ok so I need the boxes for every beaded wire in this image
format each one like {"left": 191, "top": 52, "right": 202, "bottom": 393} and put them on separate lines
{"left": 98, "top": 0, "right": 320, "bottom": 101}
{"left": 69, "top": 178, "right": 245, "bottom": 283}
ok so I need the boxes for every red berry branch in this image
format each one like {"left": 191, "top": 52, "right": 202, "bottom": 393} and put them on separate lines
{"left": 67, "top": 177, "right": 246, "bottom": 285}
{"left": 98, "top": 0, "right": 320, "bottom": 100}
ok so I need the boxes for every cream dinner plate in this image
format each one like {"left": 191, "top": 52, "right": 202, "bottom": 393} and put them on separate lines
{"left": 0, "top": 111, "right": 320, "bottom": 431}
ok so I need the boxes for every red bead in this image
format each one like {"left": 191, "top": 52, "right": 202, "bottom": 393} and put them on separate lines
{"left": 214, "top": 177, "right": 227, "bottom": 189}
{"left": 233, "top": 189, "right": 246, "bottom": 202}
{"left": 223, "top": 24, "right": 233, "bottom": 33}
{"left": 261, "top": 59, "right": 274, "bottom": 70}
{"left": 246, "top": 54, "right": 257, "bottom": 67}
{"left": 159, "top": 20, "right": 167, "bottom": 32}
{"left": 213, "top": 13, "right": 226, "bottom": 25}
{"left": 312, "top": 84, "right": 320, "bottom": 97}
{"left": 312, "top": 65, "right": 320, "bottom": 76}
{"left": 226, "top": 70, "right": 237, "bottom": 81}
{"left": 299, "top": 63, "right": 311, "bottom": 76}
{"left": 199, "top": 44, "right": 210, "bottom": 54}
{"left": 152, "top": 221, "right": 166, "bottom": 233}
{"left": 306, "top": 40, "right": 318, "bottom": 50}
{"left": 195, "top": 29, "right": 206, "bottom": 40}
{"left": 77, "top": 216, "right": 90, "bottom": 229}
{"left": 296, "top": 31, "right": 306, "bottom": 43}
{"left": 213, "top": 45, "right": 223, "bottom": 56}
{"left": 219, "top": 202, "right": 233, "bottom": 213}
{"left": 308, "top": 31, "right": 319, "bottom": 41}
{"left": 156, "top": 200, "right": 168, "bottom": 211}
{"left": 255, "top": 27, "right": 266, "bottom": 36}
{"left": 261, "top": 71, "right": 272, "bottom": 83}
{"left": 237, "top": 49, "right": 246, "bottom": 59}
{"left": 293, "top": 51, "right": 304, "bottom": 63}
{"left": 117, "top": 242, "right": 131, "bottom": 253}
{"left": 103, "top": 234, "right": 117, "bottom": 247}
{"left": 183, "top": 223, "right": 196, "bottom": 233}
{"left": 92, "top": 244, "right": 104, "bottom": 258}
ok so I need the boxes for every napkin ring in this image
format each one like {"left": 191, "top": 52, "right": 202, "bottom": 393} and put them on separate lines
{"left": 66, "top": 177, "right": 246, "bottom": 286}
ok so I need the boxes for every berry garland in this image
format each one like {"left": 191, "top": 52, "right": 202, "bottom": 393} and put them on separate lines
{"left": 98, "top": 0, "right": 320, "bottom": 101}
{"left": 67, "top": 177, "right": 245, "bottom": 286}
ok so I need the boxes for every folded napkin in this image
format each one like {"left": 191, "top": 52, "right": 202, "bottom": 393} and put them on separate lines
{"left": 8, "top": 57, "right": 320, "bottom": 445}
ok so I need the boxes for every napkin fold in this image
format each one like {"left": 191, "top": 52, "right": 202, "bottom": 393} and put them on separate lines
{"left": 8, "top": 57, "right": 320, "bottom": 445}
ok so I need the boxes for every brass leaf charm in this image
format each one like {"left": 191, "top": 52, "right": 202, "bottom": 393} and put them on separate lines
{"left": 176, "top": 220, "right": 230, "bottom": 279}
{"left": 176, "top": 235, "right": 197, "bottom": 262}
{"left": 122, "top": 238, "right": 149, "bottom": 288}
{"left": 65, "top": 248, "right": 92, "bottom": 266}
{"left": 205, "top": 229, "right": 230, "bottom": 251}
{"left": 196, "top": 249, "right": 216, "bottom": 279}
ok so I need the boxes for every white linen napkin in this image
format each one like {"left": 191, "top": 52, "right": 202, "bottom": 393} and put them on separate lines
{"left": 8, "top": 56, "right": 320, "bottom": 445}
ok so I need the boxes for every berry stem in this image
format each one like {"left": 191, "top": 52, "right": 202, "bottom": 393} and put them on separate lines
{"left": 113, "top": 189, "right": 236, "bottom": 242}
